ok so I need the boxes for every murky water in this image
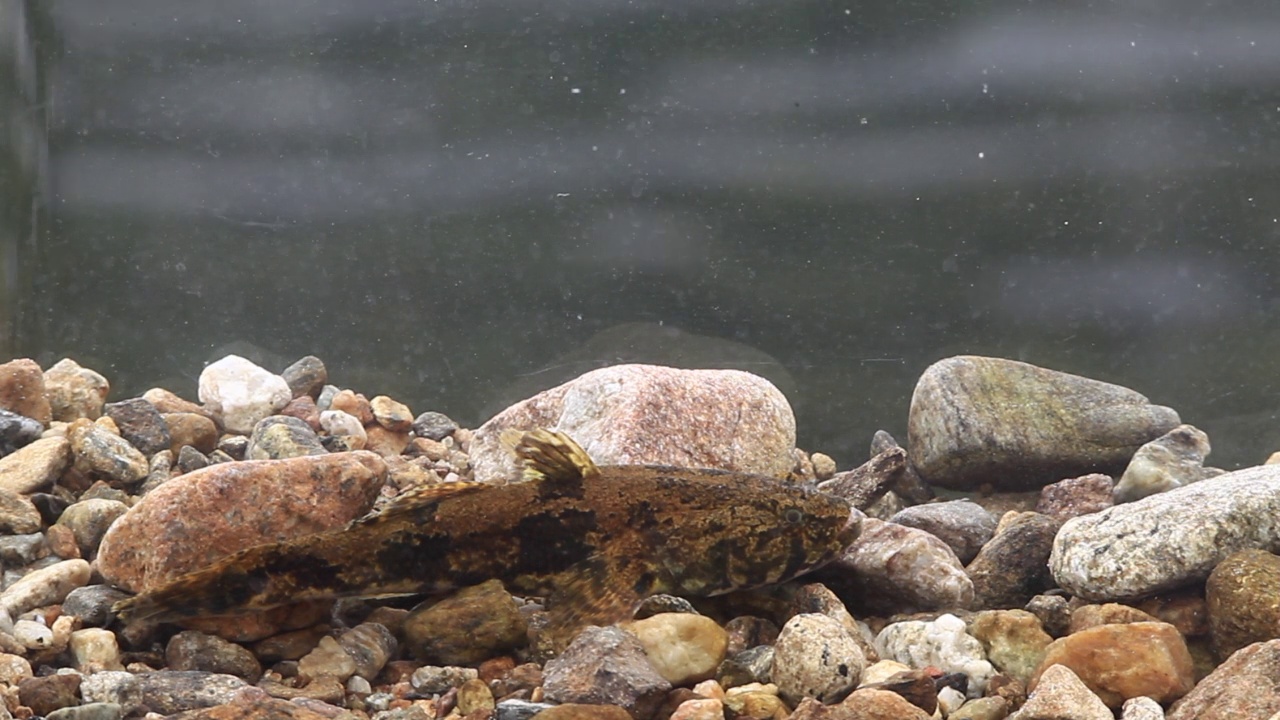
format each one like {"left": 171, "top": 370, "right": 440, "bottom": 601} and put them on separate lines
{"left": 7, "top": 1, "right": 1280, "bottom": 467}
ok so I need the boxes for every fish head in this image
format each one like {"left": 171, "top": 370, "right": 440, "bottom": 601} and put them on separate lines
{"left": 642, "top": 473, "right": 861, "bottom": 597}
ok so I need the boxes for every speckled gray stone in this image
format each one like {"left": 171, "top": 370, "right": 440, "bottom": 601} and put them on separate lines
{"left": 1051, "top": 464, "right": 1280, "bottom": 600}
{"left": 908, "top": 356, "right": 1179, "bottom": 490}
{"left": 770, "top": 613, "right": 866, "bottom": 706}
{"left": 889, "top": 500, "right": 998, "bottom": 564}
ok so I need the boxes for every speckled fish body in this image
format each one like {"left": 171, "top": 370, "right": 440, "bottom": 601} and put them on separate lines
{"left": 114, "top": 430, "right": 858, "bottom": 645}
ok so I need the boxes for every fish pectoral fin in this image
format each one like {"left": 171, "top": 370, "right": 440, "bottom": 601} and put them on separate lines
{"left": 543, "top": 555, "right": 656, "bottom": 651}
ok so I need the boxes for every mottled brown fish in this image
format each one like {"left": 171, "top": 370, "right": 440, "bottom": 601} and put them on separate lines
{"left": 114, "top": 429, "right": 858, "bottom": 648}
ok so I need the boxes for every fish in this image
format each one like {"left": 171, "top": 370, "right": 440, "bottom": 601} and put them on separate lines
{"left": 113, "top": 429, "right": 859, "bottom": 649}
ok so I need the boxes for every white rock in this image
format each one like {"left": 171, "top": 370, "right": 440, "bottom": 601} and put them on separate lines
{"left": 937, "top": 686, "right": 967, "bottom": 716}
{"left": 0, "top": 653, "right": 32, "bottom": 684}
{"left": 1051, "top": 464, "right": 1280, "bottom": 600}
{"left": 320, "top": 410, "right": 367, "bottom": 446}
{"left": 198, "top": 355, "right": 292, "bottom": 434}
{"left": 0, "top": 559, "right": 92, "bottom": 616}
{"left": 770, "top": 613, "right": 866, "bottom": 706}
{"left": 69, "top": 628, "right": 124, "bottom": 671}
{"left": 12, "top": 619, "right": 52, "bottom": 650}
{"left": 79, "top": 671, "right": 143, "bottom": 708}
{"left": 874, "top": 613, "right": 994, "bottom": 698}
{"left": 1120, "top": 696, "right": 1166, "bottom": 719}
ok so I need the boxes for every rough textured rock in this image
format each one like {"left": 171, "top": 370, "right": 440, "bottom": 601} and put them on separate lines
{"left": 969, "top": 610, "right": 1053, "bottom": 685}
{"left": 822, "top": 688, "right": 933, "bottom": 719}
{"left": 1035, "top": 473, "right": 1114, "bottom": 520}
{"left": 0, "top": 558, "right": 92, "bottom": 616}
{"left": 788, "top": 583, "right": 878, "bottom": 663}
{"left": 817, "top": 447, "right": 909, "bottom": 513}
{"left": 1113, "top": 424, "right": 1223, "bottom": 503}
{"left": 282, "top": 356, "right": 328, "bottom": 400}
{"left": 622, "top": 613, "right": 728, "bottom": 686}
{"left": 44, "top": 359, "right": 110, "bottom": 422}
{"left": 403, "top": 579, "right": 527, "bottom": 665}
{"left": 336, "top": 622, "right": 397, "bottom": 680}
{"left": 103, "top": 398, "right": 171, "bottom": 456}
{"left": 18, "top": 673, "right": 83, "bottom": 716}
{"left": 947, "top": 697, "right": 1010, "bottom": 720}
{"left": 1206, "top": 549, "right": 1280, "bottom": 660}
{"left": 469, "top": 364, "right": 797, "bottom": 483}
{"left": 888, "top": 500, "right": 997, "bottom": 564}
{"left": 134, "top": 671, "right": 249, "bottom": 715}
{"left": 68, "top": 420, "right": 149, "bottom": 487}
{"left": 165, "top": 631, "right": 263, "bottom": 681}
{"left": 55, "top": 498, "right": 129, "bottom": 559}
{"left": 246, "top": 415, "right": 327, "bottom": 459}
{"left": 97, "top": 451, "right": 386, "bottom": 592}
{"left": 1031, "top": 622, "right": 1194, "bottom": 708}
{"left": 0, "top": 436, "right": 69, "bottom": 494}
{"left": 907, "top": 356, "right": 1179, "bottom": 490}
{"left": 770, "top": 613, "right": 866, "bottom": 706}
{"left": 1167, "top": 639, "right": 1280, "bottom": 720}
{"left": 966, "top": 512, "right": 1061, "bottom": 609}
{"left": 856, "top": 667, "right": 938, "bottom": 714}
{"left": 163, "top": 413, "right": 219, "bottom": 455}
{"left": 1120, "top": 697, "right": 1166, "bottom": 720}
{"left": 0, "top": 486, "right": 41, "bottom": 533}
{"left": 0, "top": 358, "right": 52, "bottom": 425}
{"left": 875, "top": 614, "right": 995, "bottom": 697}
{"left": 1068, "top": 603, "right": 1159, "bottom": 634}
{"left": 824, "top": 517, "right": 973, "bottom": 613}
{"left": 530, "top": 704, "right": 633, "bottom": 720}
{"left": 1050, "top": 464, "right": 1280, "bottom": 600}
{"left": 198, "top": 355, "right": 292, "bottom": 435}
{"left": 541, "top": 626, "right": 671, "bottom": 720}
{"left": 1018, "top": 664, "right": 1112, "bottom": 720}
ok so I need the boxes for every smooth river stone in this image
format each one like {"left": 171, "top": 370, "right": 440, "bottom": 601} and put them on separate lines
{"left": 907, "top": 356, "right": 1179, "bottom": 490}
{"left": 1050, "top": 464, "right": 1280, "bottom": 600}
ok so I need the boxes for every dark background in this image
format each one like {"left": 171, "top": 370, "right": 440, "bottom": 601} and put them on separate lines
{"left": 4, "top": 1, "right": 1280, "bottom": 469}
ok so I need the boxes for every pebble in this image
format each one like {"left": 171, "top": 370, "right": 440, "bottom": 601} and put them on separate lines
{"left": 166, "top": 631, "right": 262, "bottom": 682}
{"left": 541, "top": 626, "right": 672, "bottom": 720}
{"left": 907, "top": 355, "right": 1179, "bottom": 490}
{"left": 1205, "top": 549, "right": 1280, "bottom": 659}
{"left": 1120, "top": 696, "right": 1166, "bottom": 720}
{"left": 319, "top": 411, "right": 367, "bottom": 450}
{"left": 622, "top": 612, "right": 728, "bottom": 685}
{"left": 78, "top": 671, "right": 143, "bottom": 710}
{"left": 103, "top": 398, "right": 171, "bottom": 456}
{"left": 44, "top": 358, "right": 110, "bottom": 422}
{"left": 198, "top": 355, "right": 292, "bottom": 435}
{"left": 966, "top": 512, "right": 1061, "bottom": 609}
{"left": 62, "top": 585, "right": 129, "bottom": 627}
{"left": 163, "top": 412, "right": 219, "bottom": 454}
{"left": 810, "top": 452, "right": 837, "bottom": 480}
{"left": 1166, "top": 639, "right": 1280, "bottom": 719}
{"left": 668, "top": 697, "right": 723, "bottom": 720}
{"left": 829, "top": 517, "right": 974, "bottom": 613}
{"left": 56, "top": 498, "right": 129, "bottom": 559}
{"left": 968, "top": 610, "right": 1053, "bottom": 685}
{"left": 97, "top": 450, "right": 385, "bottom": 593}
{"left": 45, "top": 701, "right": 122, "bottom": 720}
{"left": 371, "top": 397, "right": 414, "bottom": 433}
{"left": 1035, "top": 473, "right": 1115, "bottom": 519}
{"left": 0, "top": 436, "right": 70, "bottom": 494}
{"left": 18, "top": 673, "right": 83, "bottom": 716}
{"left": 469, "top": 364, "right": 797, "bottom": 483}
{"left": 1031, "top": 622, "right": 1194, "bottom": 708}
{"left": 1113, "top": 424, "right": 1222, "bottom": 503}
{"left": 825, "top": 688, "right": 933, "bottom": 719}
{"left": 175, "top": 444, "right": 210, "bottom": 473}
{"left": 717, "top": 645, "right": 774, "bottom": 688}
{"left": 529, "top": 704, "right": 632, "bottom": 720}
{"left": 12, "top": 618, "right": 52, "bottom": 650}
{"left": 0, "top": 410, "right": 44, "bottom": 457}
{"left": 282, "top": 356, "right": 328, "bottom": 400}
{"left": 410, "top": 665, "right": 478, "bottom": 694}
{"left": 336, "top": 622, "right": 397, "bottom": 680}
{"left": 135, "top": 671, "right": 250, "bottom": 715}
{"left": 0, "top": 558, "right": 92, "bottom": 616}
{"left": 0, "top": 486, "right": 41, "bottom": 533}
{"left": 1050, "top": 464, "right": 1280, "bottom": 600}
{"left": 1068, "top": 603, "right": 1159, "bottom": 633}
{"left": 402, "top": 579, "right": 527, "bottom": 665}
{"left": 857, "top": 666, "right": 938, "bottom": 714}
{"left": 455, "top": 677, "right": 495, "bottom": 715}
{"left": 0, "top": 358, "right": 52, "bottom": 424}
{"left": 68, "top": 420, "right": 148, "bottom": 487}
{"left": 411, "top": 412, "right": 459, "bottom": 441}
{"left": 875, "top": 613, "right": 995, "bottom": 697}
{"left": 889, "top": 500, "right": 997, "bottom": 564}
{"left": 69, "top": 627, "right": 124, "bottom": 671}
{"left": 496, "top": 699, "right": 556, "bottom": 720}
{"left": 0, "top": 652, "right": 32, "bottom": 683}
{"left": 815, "top": 447, "right": 908, "bottom": 514}
{"left": 298, "top": 636, "right": 358, "bottom": 681}
{"left": 1017, "top": 663, "right": 1112, "bottom": 720}
{"left": 769, "top": 613, "right": 865, "bottom": 707}
{"left": 246, "top": 415, "right": 327, "bottom": 459}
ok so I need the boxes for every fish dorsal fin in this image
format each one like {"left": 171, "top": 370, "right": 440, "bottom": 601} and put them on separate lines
{"left": 353, "top": 481, "right": 488, "bottom": 526}
{"left": 502, "top": 428, "right": 601, "bottom": 484}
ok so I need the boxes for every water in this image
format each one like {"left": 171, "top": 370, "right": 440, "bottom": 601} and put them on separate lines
{"left": 7, "top": 1, "right": 1280, "bottom": 468}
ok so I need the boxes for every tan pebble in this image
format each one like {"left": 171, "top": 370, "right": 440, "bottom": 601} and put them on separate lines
{"left": 691, "top": 679, "right": 725, "bottom": 700}
{"left": 455, "top": 678, "right": 494, "bottom": 715}
{"left": 810, "top": 453, "right": 837, "bottom": 480}
{"left": 44, "top": 524, "right": 81, "bottom": 560}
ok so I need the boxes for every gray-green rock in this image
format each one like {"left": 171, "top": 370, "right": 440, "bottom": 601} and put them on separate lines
{"left": 908, "top": 356, "right": 1179, "bottom": 490}
{"left": 1206, "top": 549, "right": 1280, "bottom": 660}
{"left": 245, "top": 415, "right": 326, "bottom": 459}
{"left": 1113, "top": 424, "right": 1224, "bottom": 503}
{"left": 403, "top": 579, "right": 527, "bottom": 665}
{"left": 966, "top": 512, "right": 1061, "bottom": 609}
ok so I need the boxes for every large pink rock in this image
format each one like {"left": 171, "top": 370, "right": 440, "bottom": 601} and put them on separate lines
{"left": 97, "top": 451, "right": 387, "bottom": 593}
{"left": 469, "top": 364, "right": 796, "bottom": 483}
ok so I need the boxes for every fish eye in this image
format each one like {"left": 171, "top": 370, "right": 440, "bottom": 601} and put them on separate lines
{"left": 783, "top": 508, "right": 804, "bottom": 524}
